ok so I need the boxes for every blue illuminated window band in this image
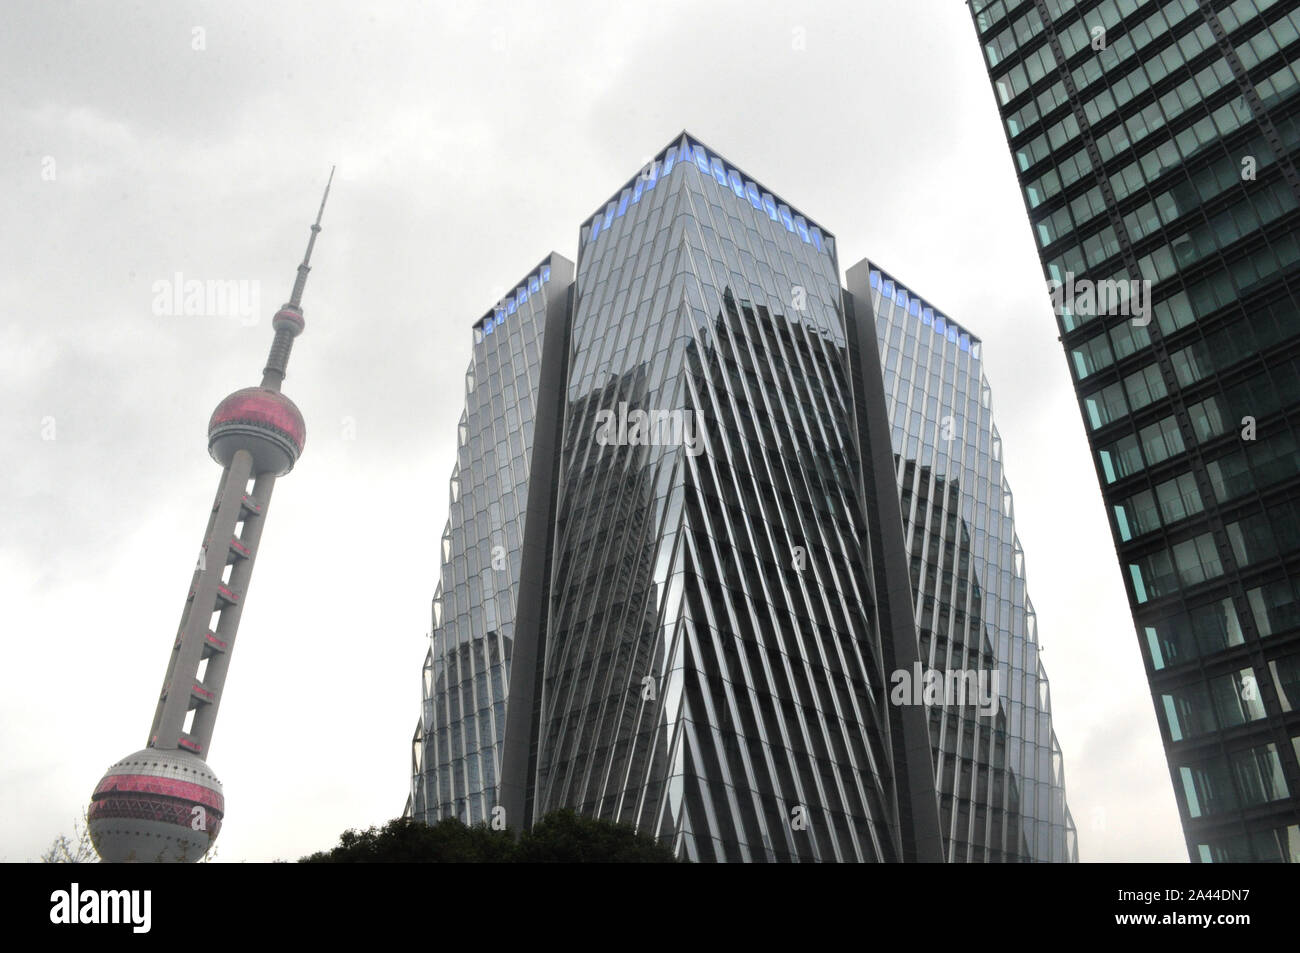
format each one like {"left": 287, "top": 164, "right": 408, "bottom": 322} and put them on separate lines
{"left": 585, "top": 139, "right": 831, "bottom": 257}
{"left": 472, "top": 262, "right": 553, "bottom": 341}
{"left": 868, "top": 267, "right": 981, "bottom": 354}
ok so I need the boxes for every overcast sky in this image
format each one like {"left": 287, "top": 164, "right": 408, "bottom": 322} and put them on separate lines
{"left": 1, "top": 0, "right": 1187, "bottom": 862}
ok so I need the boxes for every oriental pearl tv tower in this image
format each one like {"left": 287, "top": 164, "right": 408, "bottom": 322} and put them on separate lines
{"left": 88, "top": 171, "right": 334, "bottom": 862}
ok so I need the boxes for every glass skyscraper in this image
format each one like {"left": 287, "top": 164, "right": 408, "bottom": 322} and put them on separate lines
{"left": 407, "top": 132, "right": 1075, "bottom": 862}
{"left": 971, "top": 0, "right": 1300, "bottom": 861}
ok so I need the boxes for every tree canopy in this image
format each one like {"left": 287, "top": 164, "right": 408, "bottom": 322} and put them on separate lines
{"left": 300, "top": 810, "right": 679, "bottom": 863}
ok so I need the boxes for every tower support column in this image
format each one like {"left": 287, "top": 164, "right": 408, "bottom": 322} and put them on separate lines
{"left": 150, "top": 449, "right": 254, "bottom": 750}
{"left": 190, "top": 470, "right": 278, "bottom": 749}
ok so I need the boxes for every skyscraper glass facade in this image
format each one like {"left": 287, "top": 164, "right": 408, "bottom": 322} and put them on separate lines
{"left": 407, "top": 132, "right": 1075, "bottom": 861}
{"left": 971, "top": 0, "right": 1300, "bottom": 860}
{"left": 533, "top": 136, "right": 903, "bottom": 862}
{"left": 867, "top": 263, "right": 1077, "bottom": 862}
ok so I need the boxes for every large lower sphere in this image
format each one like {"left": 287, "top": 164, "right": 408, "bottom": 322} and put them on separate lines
{"left": 88, "top": 748, "right": 224, "bottom": 863}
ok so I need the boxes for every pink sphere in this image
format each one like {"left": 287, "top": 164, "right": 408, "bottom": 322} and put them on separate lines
{"left": 88, "top": 748, "right": 224, "bottom": 863}
{"left": 208, "top": 386, "right": 306, "bottom": 475}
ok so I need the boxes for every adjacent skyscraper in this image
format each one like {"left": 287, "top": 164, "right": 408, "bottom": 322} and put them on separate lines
{"left": 408, "top": 133, "right": 1075, "bottom": 861}
{"left": 88, "top": 173, "right": 333, "bottom": 862}
{"left": 970, "top": 0, "right": 1300, "bottom": 861}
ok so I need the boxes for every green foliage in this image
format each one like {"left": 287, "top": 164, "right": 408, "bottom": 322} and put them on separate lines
{"left": 516, "top": 809, "right": 679, "bottom": 863}
{"left": 300, "top": 810, "right": 679, "bottom": 863}
{"left": 300, "top": 817, "right": 514, "bottom": 863}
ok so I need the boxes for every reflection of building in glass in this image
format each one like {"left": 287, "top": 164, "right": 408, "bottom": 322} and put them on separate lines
{"left": 407, "top": 132, "right": 1076, "bottom": 861}
{"left": 865, "top": 264, "right": 1076, "bottom": 862}
{"left": 971, "top": 0, "right": 1300, "bottom": 861}
{"left": 531, "top": 363, "right": 668, "bottom": 835}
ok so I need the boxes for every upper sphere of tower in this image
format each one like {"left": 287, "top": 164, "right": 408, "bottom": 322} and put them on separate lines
{"left": 208, "top": 386, "right": 306, "bottom": 475}
{"left": 273, "top": 304, "right": 305, "bottom": 336}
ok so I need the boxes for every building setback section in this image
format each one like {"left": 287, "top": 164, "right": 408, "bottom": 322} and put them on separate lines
{"left": 407, "top": 254, "right": 568, "bottom": 826}
{"left": 861, "top": 260, "right": 1076, "bottom": 862}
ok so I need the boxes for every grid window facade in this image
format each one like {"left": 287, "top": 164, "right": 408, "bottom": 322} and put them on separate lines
{"left": 972, "top": 0, "right": 1300, "bottom": 860}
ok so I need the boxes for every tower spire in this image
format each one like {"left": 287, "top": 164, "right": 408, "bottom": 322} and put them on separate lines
{"left": 262, "top": 167, "right": 334, "bottom": 390}
{"left": 289, "top": 165, "right": 334, "bottom": 309}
